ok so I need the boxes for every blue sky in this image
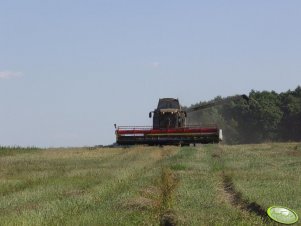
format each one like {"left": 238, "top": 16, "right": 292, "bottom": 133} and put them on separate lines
{"left": 1, "top": 1, "right": 300, "bottom": 147}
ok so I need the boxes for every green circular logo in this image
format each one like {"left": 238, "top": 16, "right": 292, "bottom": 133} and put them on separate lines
{"left": 267, "top": 206, "right": 299, "bottom": 224}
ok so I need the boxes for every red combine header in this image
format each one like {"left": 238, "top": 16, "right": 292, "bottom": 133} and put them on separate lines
{"left": 115, "top": 95, "right": 248, "bottom": 146}
{"left": 116, "top": 125, "right": 222, "bottom": 145}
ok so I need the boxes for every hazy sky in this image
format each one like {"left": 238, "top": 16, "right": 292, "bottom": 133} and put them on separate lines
{"left": 1, "top": 1, "right": 300, "bottom": 147}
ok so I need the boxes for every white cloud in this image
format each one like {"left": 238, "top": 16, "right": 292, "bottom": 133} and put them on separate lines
{"left": 0, "top": 71, "right": 23, "bottom": 79}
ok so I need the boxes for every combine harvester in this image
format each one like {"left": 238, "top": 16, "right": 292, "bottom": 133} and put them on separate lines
{"left": 115, "top": 95, "right": 248, "bottom": 146}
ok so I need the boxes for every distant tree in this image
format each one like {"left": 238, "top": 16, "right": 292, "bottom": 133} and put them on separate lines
{"left": 187, "top": 86, "right": 301, "bottom": 144}
{"left": 279, "top": 87, "right": 301, "bottom": 141}
{"left": 249, "top": 90, "right": 283, "bottom": 141}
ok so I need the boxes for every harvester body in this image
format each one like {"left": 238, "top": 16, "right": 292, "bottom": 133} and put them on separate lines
{"left": 115, "top": 95, "right": 247, "bottom": 145}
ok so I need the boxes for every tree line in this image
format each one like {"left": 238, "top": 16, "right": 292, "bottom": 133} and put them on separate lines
{"left": 187, "top": 86, "right": 301, "bottom": 144}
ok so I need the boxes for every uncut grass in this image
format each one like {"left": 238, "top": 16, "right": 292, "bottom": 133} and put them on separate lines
{"left": 222, "top": 143, "right": 301, "bottom": 215}
{"left": 172, "top": 146, "right": 262, "bottom": 226}
{"left": 1, "top": 144, "right": 301, "bottom": 225}
{"left": 0, "top": 146, "right": 40, "bottom": 157}
{"left": 0, "top": 146, "right": 180, "bottom": 225}
{"left": 168, "top": 144, "right": 300, "bottom": 225}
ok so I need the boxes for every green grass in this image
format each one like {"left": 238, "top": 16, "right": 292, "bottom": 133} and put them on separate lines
{"left": 0, "top": 144, "right": 300, "bottom": 225}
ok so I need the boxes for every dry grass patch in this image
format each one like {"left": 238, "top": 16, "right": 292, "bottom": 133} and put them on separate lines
{"left": 122, "top": 196, "right": 157, "bottom": 211}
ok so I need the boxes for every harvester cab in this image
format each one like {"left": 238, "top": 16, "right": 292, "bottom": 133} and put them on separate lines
{"left": 115, "top": 94, "right": 248, "bottom": 145}
{"left": 149, "top": 98, "right": 187, "bottom": 129}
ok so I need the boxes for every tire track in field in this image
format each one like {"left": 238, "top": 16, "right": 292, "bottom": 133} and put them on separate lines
{"left": 120, "top": 147, "right": 192, "bottom": 226}
{"left": 209, "top": 145, "right": 270, "bottom": 223}
{"left": 221, "top": 173, "right": 270, "bottom": 223}
{"left": 97, "top": 147, "right": 180, "bottom": 204}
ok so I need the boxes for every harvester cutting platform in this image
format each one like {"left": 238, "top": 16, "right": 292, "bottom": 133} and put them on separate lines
{"left": 115, "top": 95, "right": 248, "bottom": 146}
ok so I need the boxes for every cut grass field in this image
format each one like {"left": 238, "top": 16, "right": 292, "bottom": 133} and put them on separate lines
{"left": 0, "top": 143, "right": 300, "bottom": 225}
